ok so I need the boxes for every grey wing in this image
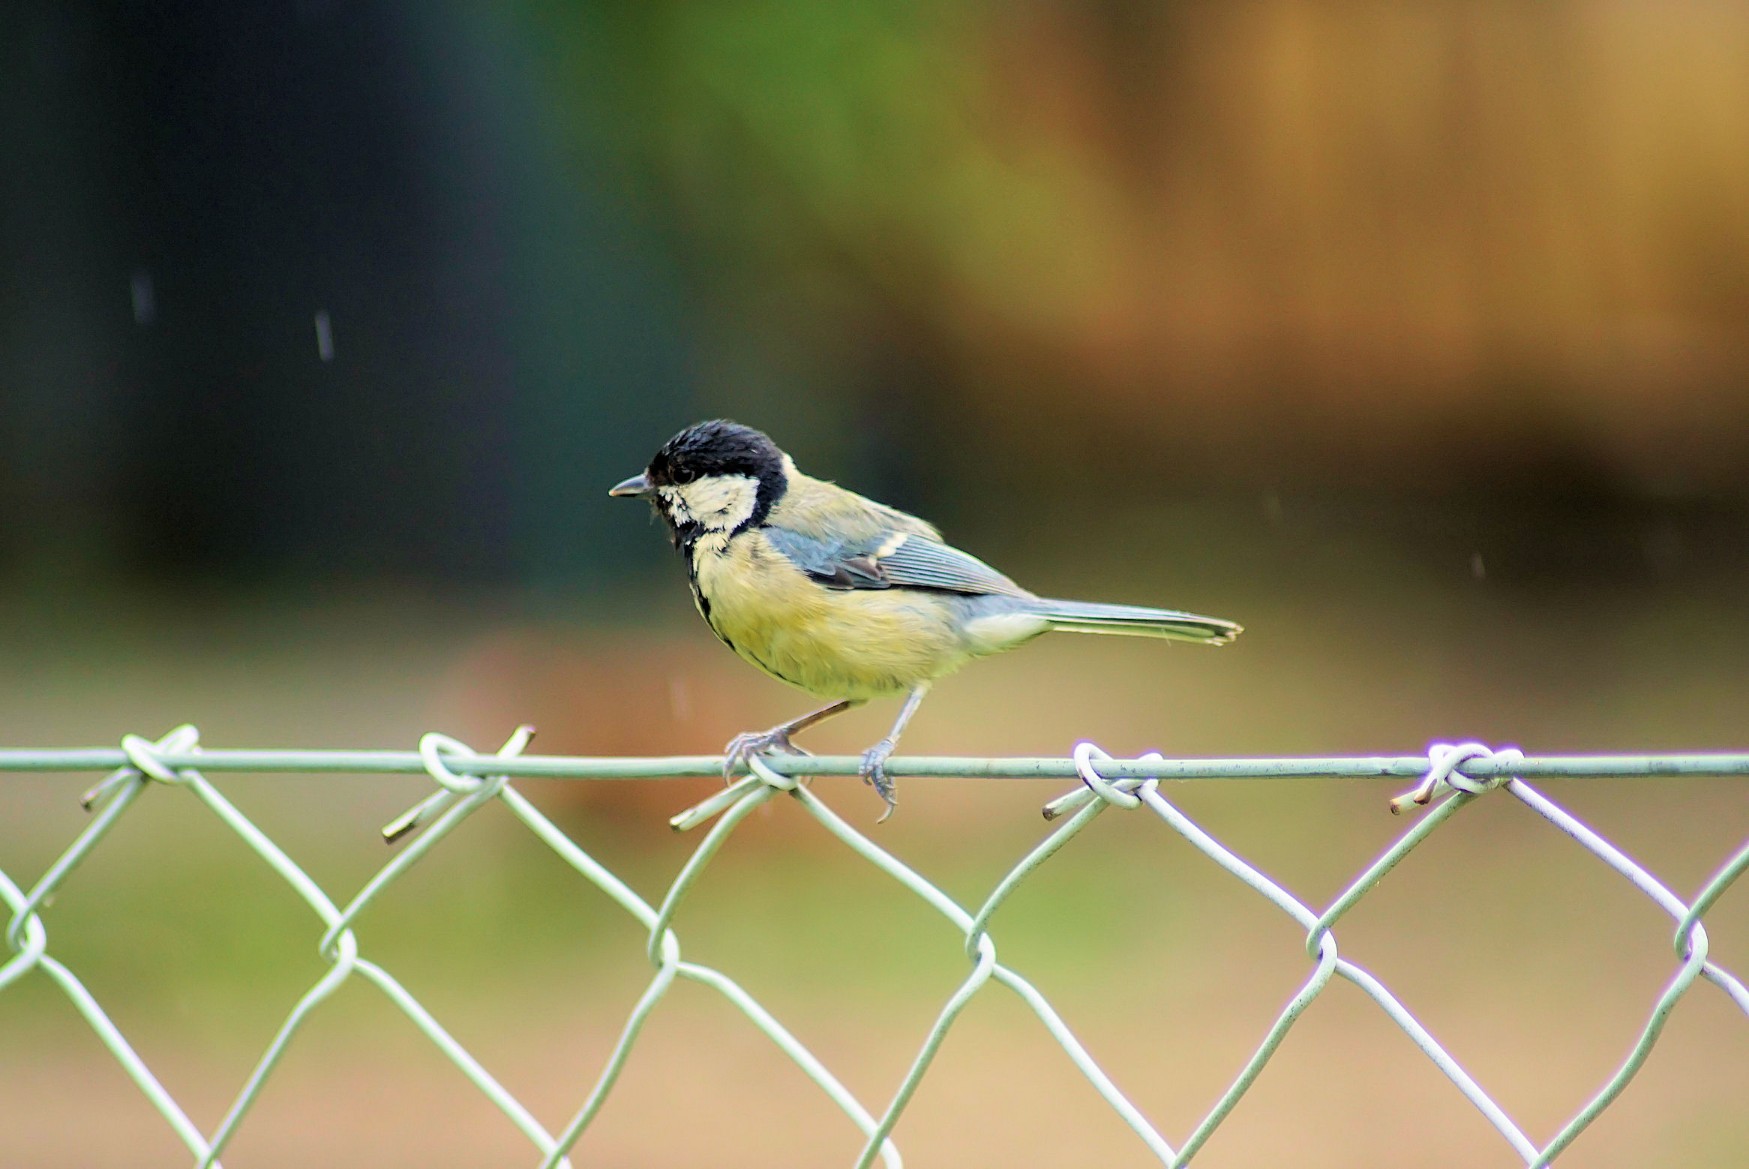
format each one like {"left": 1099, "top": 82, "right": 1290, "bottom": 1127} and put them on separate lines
{"left": 878, "top": 536, "right": 1031, "bottom": 597}
{"left": 762, "top": 525, "right": 1031, "bottom": 598}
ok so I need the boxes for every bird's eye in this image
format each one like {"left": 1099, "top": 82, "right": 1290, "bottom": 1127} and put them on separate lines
{"left": 669, "top": 466, "right": 696, "bottom": 485}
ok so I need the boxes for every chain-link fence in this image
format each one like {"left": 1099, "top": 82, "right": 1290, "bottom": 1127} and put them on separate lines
{"left": 3, "top": 726, "right": 1746, "bottom": 1167}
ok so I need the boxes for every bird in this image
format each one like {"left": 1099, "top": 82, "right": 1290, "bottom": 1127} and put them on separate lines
{"left": 610, "top": 420, "right": 1241, "bottom": 819}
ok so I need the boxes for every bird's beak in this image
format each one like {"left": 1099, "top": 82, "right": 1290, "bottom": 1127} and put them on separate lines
{"left": 608, "top": 473, "right": 653, "bottom": 499}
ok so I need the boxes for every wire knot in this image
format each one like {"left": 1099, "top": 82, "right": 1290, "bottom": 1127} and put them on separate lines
{"left": 81, "top": 725, "right": 204, "bottom": 811}
{"left": 418, "top": 733, "right": 510, "bottom": 795}
{"left": 1390, "top": 742, "right": 1522, "bottom": 814}
{"left": 380, "top": 727, "right": 532, "bottom": 843}
{"left": 1072, "top": 742, "right": 1150, "bottom": 810}
{"left": 125, "top": 725, "right": 202, "bottom": 784}
{"left": 746, "top": 753, "right": 799, "bottom": 793}
{"left": 2, "top": 875, "right": 48, "bottom": 966}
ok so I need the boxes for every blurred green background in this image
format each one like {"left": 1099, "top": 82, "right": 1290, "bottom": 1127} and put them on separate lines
{"left": 3, "top": 3, "right": 1748, "bottom": 1166}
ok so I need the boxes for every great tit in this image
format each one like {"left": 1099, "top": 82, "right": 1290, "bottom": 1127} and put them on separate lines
{"left": 611, "top": 420, "right": 1241, "bottom": 818}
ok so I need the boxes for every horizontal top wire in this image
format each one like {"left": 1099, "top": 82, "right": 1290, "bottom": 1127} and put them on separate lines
{"left": 1, "top": 748, "right": 1748, "bottom": 780}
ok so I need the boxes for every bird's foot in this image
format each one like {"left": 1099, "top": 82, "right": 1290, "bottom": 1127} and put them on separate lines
{"left": 723, "top": 726, "right": 811, "bottom": 782}
{"left": 860, "top": 738, "right": 898, "bottom": 822}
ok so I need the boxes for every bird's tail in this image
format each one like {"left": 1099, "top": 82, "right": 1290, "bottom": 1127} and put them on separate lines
{"left": 1034, "top": 599, "right": 1241, "bottom": 644}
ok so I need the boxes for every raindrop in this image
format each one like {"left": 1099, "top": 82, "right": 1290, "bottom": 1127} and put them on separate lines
{"left": 314, "top": 309, "right": 334, "bottom": 362}
{"left": 130, "top": 270, "right": 155, "bottom": 325}
{"left": 1469, "top": 552, "right": 1486, "bottom": 580}
{"left": 1261, "top": 491, "right": 1284, "bottom": 526}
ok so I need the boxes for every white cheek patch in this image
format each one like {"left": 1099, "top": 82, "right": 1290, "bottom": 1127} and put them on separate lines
{"left": 667, "top": 475, "right": 759, "bottom": 531}
{"left": 657, "top": 487, "right": 692, "bottom": 526}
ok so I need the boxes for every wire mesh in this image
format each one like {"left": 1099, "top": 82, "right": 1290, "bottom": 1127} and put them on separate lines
{"left": 2, "top": 726, "right": 1746, "bottom": 1167}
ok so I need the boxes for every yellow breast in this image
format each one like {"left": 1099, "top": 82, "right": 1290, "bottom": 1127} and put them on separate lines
{"left": 692, "top": 532, "right": 966, "bottom": 699}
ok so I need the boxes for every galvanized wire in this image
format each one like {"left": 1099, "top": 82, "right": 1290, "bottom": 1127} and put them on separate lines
{"left": 2, "top": 727, "right": 1746, "bottom": 1166}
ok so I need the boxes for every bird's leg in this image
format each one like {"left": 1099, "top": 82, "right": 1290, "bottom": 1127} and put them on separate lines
{"left": 724, "top": 699, "right": 860, "bottom": 781}
{"left": 861, "top": 684, "right": 930, "bottom": 822}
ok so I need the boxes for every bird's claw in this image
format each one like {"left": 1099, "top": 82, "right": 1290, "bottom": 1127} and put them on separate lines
{"left": 861, "top": 738, "right": 898, "bottom": 822}
{"left": 723, "top": 727, "right": 811, "bottom": 782}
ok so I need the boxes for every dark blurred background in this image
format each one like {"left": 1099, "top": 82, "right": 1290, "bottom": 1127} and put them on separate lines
{"left": 3, "top": 4, "right": 1747, "bottom": 1167}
